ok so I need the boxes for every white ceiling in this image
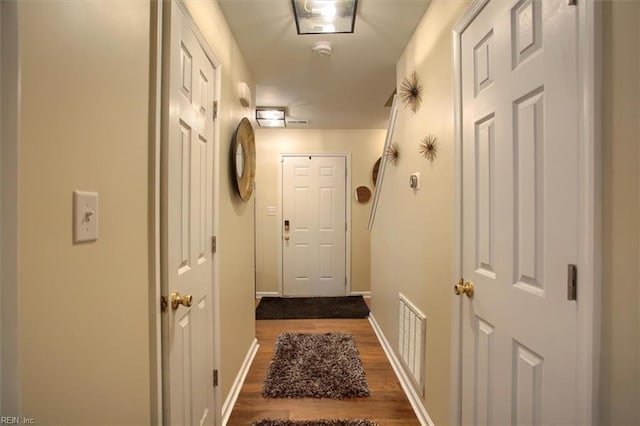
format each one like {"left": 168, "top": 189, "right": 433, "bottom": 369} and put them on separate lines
{"left": 218, "top": 0, "right": 431, "bottom": 129}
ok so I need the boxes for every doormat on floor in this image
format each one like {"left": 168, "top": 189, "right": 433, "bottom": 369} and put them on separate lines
{"left": 251, "top": 420, "right": 378, "bottom": 426}
{"left": 255, "top": 296, "right": 369, "bottom": 320}
{"left": 262, "top": 332, "right": 370, "bottom": 399}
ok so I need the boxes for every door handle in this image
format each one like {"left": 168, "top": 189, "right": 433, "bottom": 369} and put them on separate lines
{"left": 454, "top": 278, "right": 474, "bottom": 298}
{"left": 171, "top": 291, "right": 193, "bottom": 310}
{"left": 283, "top": 219, "right": 290, "bottom": 241}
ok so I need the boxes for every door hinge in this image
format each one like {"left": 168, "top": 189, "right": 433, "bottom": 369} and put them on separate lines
{"left": 213, "top": 369, "right": 219, "bottom": 387}
{"left": 213, "top": 101, "right": 218, "bottom": 119}
{"left": 345, "top": 277, "right": 347, "bottom": 288}
{"left": 345, "top": 222, "right": 347, "bottom": 232}
{"left": 160, "top": 296, "right": 168, "bottom": 312}
{"left": 211, "top": 236, "right": 217, "bottom": 254}
{"left": 567, "top": 264, "right": 577, "bottom": 300}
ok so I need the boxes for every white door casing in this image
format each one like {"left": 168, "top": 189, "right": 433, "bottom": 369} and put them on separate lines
{"left": 453, "top": 0, "right": 595, "bottom": 425}
{"left": 161, "top": 1, "right": 215, "bottom": 424}
{"left": 281, "top": 155, "right": 348, "bottom": 297}
{"left": 0, "top": 1, "right": 20, "bottom": 414}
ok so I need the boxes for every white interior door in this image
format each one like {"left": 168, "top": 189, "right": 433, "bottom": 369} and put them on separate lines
{"left": 282, "top": 155, "right": 347, "bottom": 297}
{"left": 458, "top": 0, "right": 579, "bottom": 424}
{"left": 162, "top": 2, "right": 215, "bottom": 425}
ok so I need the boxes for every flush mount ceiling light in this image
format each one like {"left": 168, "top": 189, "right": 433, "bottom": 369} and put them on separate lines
{"left": 312, "top": 41, "right": 333, "bottom": 56}
{"left": 256, "top": 108, "right": 287, "bottom": 128}
{"left": 292, "top": 0, "right": 358, "bottom": 35}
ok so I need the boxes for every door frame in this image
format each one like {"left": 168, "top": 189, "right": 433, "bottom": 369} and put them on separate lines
{"left": 151, "top": 0, "right": 223, "bottom": 423}
{"left": 0, "top": 0, "right": 20, "bottom": 414}
{"left": 450, "top": 1, "right": 601, "bottom": 425}
{"left": 277, "top": 153, "right": 352, "bottom": 297}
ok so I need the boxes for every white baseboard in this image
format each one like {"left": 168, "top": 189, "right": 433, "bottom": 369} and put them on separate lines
{"left": 350, "top": 291, "right": 371, "bottom": 298}
{"left": 368, "top": 314, "right": 434, "bottom": 426}
{"left": 255, "top": 291, "right": 279, "bottom": 299}
{"left": 221, "top": 338, "right": 259, "bottom": 426}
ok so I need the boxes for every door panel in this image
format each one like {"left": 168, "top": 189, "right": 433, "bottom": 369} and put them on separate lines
{"left": 282, "top": 156, "right": 346, "bottom": 297}
{"left": 163, "top": 1, "right": 215, "bottom": 424}
{"left": 460, "top": 0, "right": 578, "bottom": 424}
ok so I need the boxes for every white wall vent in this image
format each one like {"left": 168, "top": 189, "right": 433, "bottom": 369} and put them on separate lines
{"left": 285, "top": 119, "right": 309, "bottom": 125}
{"left": 398, "top": 293, "right": 426, "bottom": 396}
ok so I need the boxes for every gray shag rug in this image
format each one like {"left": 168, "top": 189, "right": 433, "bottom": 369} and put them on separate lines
{"left": 251, "top": 420, "right": 377, "bottom": 426}
{"left": 262, "top": 332, "right": 370, "bottom": 399}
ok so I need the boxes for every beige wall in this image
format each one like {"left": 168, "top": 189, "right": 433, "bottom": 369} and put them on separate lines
{"left": 254, "top": 129, "right": 385, "bottom": 295}
{"left": 16, "top": 1, "right": 151, "bottom": 424}
{"left": 370, "top": 0, "right": 468, "bottom": 424}
{"left": 183, "top": 0, "right": 257, "bottom": 405}
{"left": 600, "top": 1, "right": 640, "bottom": 424}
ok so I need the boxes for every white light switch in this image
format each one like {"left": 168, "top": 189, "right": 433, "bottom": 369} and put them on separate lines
{"left": 266, "top": 206, "right": 276, "bottom": 216}
{"left": 73, "top": 190, "right": 98, "bottom": 242}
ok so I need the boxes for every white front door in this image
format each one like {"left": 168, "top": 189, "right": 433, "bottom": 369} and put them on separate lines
{"left": 458, "top": 0, "right": 579, "bottom": 424}
{"left": 162, "top": 2, "right": 215, "bottom": 425}
{"left": 282, "top": 155, "right": 347, "bottom": 297}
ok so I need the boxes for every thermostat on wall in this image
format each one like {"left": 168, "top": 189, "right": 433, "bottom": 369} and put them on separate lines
{"left": 409, "top": 172, "right": 421, "bottom": 190}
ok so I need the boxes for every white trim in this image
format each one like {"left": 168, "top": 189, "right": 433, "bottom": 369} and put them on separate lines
{"left": 0, "top": 3, "right": 4, "bottom": 412}
{"left": 149, "top": 1, "right": 164, "bottom": 424}
{"left": 576, "top": 1, "right": 601, "bottom": 424}
{"left": 349, "top": 291, "right": 371, "bottom": 298}
{"left": 0, "top": 1, "right": 20, "bottom": 414}
{"left": 450, "top": 2, "right": 487, "bottom": 421}
{"left": 221, "top": 338, "right": 259, "bottom": 426}
{"left": 368, "top": 95, "right": 398, "bottom": 231}
{"left": 278, "top": 153, "right": 352, "bottom": 297}
{"left": 450, "top": 1, "right": 599, "bottom": 425}
{"left": 255, "top": 291, "right": 279, "bottom": 299}
{"left": 368, "top": 314, "right": 433, "bottom": 426}
{"left": 277, "top": 159, "right": 283, "bottom": 296}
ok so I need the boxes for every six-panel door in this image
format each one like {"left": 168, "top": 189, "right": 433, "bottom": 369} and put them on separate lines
{"left": 282, "top": 156, "right": 347, "bottom": 297}
{"left": 460, "top": 0, "right": 579, "bottom": 424}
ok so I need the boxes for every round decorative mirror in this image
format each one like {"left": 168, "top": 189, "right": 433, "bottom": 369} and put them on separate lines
{"left": 235, "top": 143, "right": 245, "bottom": 178}
{"left": 354, "top": 186, "right": 372, "bottom": 203}
{"left": 372, "top": 157, "right": 381, "bottom": 186}
{"left": 233, "top": 117, "right": 256, "bottom": 202}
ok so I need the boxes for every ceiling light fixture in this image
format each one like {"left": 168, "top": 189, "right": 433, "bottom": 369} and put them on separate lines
{"left": 292, "top": 0, "right": 358, "bottom": 35}
{"left": 256, "top": 108, "right": 287, "bottom": 128}
{"left": 312, "top": 41, "right": 333, "bottom": 56}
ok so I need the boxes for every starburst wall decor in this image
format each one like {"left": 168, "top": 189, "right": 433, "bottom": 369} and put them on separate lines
{"left": 419, "top": 134, "right": 438, "bottom": 162}
{"left": 399, "top": 71, "right": 423, "bottom": 113}
{"left": 385, "top": 142, "right": 400, "bottom": 166}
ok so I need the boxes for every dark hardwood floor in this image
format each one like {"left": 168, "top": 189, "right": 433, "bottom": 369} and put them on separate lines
{"left": 226, "top": 310, "right": 420, "bottom": 425}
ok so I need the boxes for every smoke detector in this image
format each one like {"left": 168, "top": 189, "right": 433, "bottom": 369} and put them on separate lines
{"left": 312, "top": 41, "right": 333, "bottom": 56}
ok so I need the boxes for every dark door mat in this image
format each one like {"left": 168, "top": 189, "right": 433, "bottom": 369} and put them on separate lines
{"left": 252, "top": 420, "right": 377, "bottom": 426}
{"left": 255, "top": 296, "right": 370, "bottom": 320}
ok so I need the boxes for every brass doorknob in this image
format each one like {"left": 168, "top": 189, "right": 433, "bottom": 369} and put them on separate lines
{"left": 171, "top": 292, "right": 192, "bottom": 310}
{"left": 284, "top": 235, "right": 290, "bottom": 241}
{"left": 454, "top": 278, "right": 474, "bottom": 298}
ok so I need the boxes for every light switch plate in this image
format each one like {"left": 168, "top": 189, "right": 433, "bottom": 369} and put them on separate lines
{"left": 73, "top": 190, "right": 98, "bottom": 242}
